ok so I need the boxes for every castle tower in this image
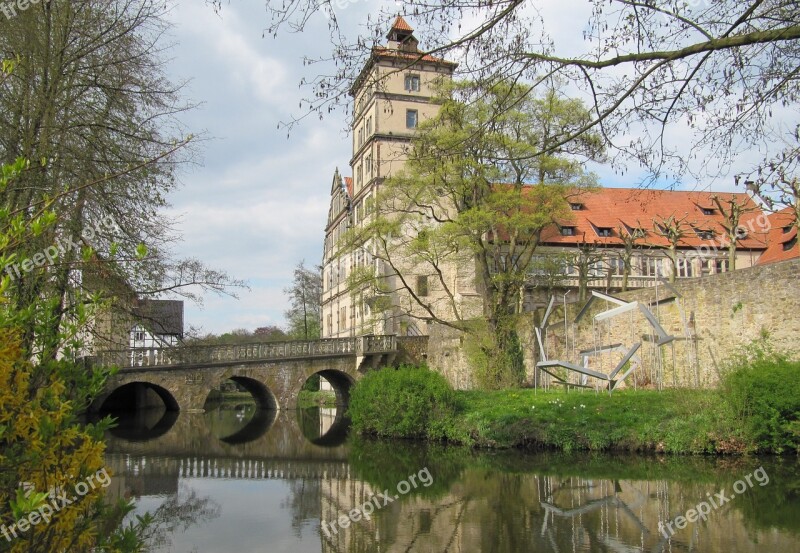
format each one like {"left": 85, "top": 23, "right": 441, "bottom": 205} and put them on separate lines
{"left": 321, "top": 17, "right": 457, "bottom": 338}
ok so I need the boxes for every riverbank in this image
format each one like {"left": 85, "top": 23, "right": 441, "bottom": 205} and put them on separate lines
{"left": 441, "top": 388, "right": 744, "bottom": 453}
{"left": 348, "top": 358, "right": 800, "bottom": 455}
{"left": 298, "top": 390, "right": 336, "bottom": 408}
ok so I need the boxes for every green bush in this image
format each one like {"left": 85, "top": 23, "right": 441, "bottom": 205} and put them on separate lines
{"left": 721, "top": 347, "right": 800, "bottom": 453}
{"left": 348, "top": 365, "right": 459, "bottom": 440}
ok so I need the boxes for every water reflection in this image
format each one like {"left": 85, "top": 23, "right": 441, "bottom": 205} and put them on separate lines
{"left": 105, "top": 406, "right": 179, "bottom": 441}
{"left": 297, "top": 407, "right": 350, "bottom": 447}
{"left": 204, "top": 403, "right": 278, "bottom": 445}
{"left": 103, "top": 406, "right": 800, "bottom": 553}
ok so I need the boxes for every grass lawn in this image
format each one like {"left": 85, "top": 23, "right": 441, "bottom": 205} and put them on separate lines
{"left": 297, "top": 390, "right": 337, "bottom": 408}
{"left": 441, "top": 388, "right": 747, "bottom": 454}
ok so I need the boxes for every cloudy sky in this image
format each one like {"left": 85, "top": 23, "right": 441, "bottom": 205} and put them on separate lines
{"left": 160, "top": 0, "right": 765, "bottom": 335}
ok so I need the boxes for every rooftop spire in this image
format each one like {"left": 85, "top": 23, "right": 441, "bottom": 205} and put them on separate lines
{"left": 386, "top": 16, "right": 418, "bottom": 51}
{"left": 389, "top": 15, "right": 413, "bottom": 34}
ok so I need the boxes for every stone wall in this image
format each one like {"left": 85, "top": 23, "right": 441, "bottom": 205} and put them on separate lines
{"left": 395, "top": 336, "right": 429, "bottom": 366}
{"left": 534, "top": 258, "right": 800, "bottom": 389}
{"left": 426, "top": 324, "right": 475, "bottom": 390}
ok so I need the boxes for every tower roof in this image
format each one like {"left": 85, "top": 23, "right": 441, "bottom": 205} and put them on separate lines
{"left": 388, "top": 15, "right": 413, "bottom": 35}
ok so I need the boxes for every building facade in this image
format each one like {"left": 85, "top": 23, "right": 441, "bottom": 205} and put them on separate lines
{"left": 321, "top": 17, "right": 458, "bottom": 338}
{"left": 321, "top": 18, "right": 800, "bottom": 338}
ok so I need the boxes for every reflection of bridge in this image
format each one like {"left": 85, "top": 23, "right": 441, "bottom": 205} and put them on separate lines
{"left": 103, "top": 410, "right": 351, "bottom": 460}
{"left": 106, "top": 454, "right": 352, "bottom": 481}
{"left": 91, "top": 336, "right": 400, "bottom": 411}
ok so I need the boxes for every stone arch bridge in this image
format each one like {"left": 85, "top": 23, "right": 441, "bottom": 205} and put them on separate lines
{"left": 90, "top": 336, "right": 400, "bottom": 412}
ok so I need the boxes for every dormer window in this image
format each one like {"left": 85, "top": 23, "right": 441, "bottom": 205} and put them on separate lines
{"left": 700, "top": 207, "right": 716, "bottom": 216}
{"left": 696, "top": 229, "right": 715, "bottom": 240}
{"left": 784, "top": 225, "right": 793, "bottom": 234}
{"left": 561, "top": 226, "right": 576, "bottom": 236}
{"left": 596, "top": 227, "right": 612, "bottom": 237}
{"left": 570, "top": 202, "right": 584, "bottom": 211}
{"left": 784, "top": 236, "right": 797, "bottom": 251}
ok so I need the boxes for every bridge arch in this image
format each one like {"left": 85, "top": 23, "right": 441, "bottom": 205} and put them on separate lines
{"left": 95, "top": 381, "right": 180, "bottom": 413}
{"left": 306, "top": 369, "right": 356, "bottom": 407}
{"left": 229, "top": 375, "right": 278, "bottom": 410}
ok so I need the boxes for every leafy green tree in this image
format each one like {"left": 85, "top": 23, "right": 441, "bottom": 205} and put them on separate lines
{"left": 184, "top": 326, "right": 288, "bottom": 345}
{"left": 350, "top": 81, "right": 603, "bottom": 388}
{"left": 0, "top": 0, "right": 243, "bottom": 360}
{"left": 0, "top": 153, "right": 151, "bottom": 552}
{"left": 284, "top": 260, "right": 322, "bottom": 340}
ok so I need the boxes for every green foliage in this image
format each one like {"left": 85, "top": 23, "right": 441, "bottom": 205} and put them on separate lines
{"left": 720, "top": 338, "right": 800, "bottom": 453}
{"left": 296, "top": 389, "right": 336, "bottom": 408}
{"left": 0, "top": 154, "right": 150, "bottom": 552}
{"left": 348, "top": 435, "right": 466, "bottom": 499}
{"left": 348, "top": 365, "right": 460, "bottom": 440}
{"left": 185, "top": 325, "right": 288, "bottom": 345}
{"left": 301, "top": 373, "right": 321, "bottom": 392}
{"left": 349, "top": 384, "right": 764, "bottom": 455}
{"left": 283, "top": 260, "right": 322, "bottom": 340}
{"left": 464, "top": 319, "right": 525, "bottom": 390}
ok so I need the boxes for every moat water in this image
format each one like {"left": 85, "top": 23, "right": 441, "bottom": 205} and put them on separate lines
{"left": 104, "top": 404, "right": 800, "bottom": 552}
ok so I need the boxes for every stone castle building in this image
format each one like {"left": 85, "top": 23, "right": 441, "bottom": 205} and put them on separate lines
{"left": 321, "top": 17, "right": 460, "bottom": 338}
{"left": 321, "top": 17, "right": 799, "bottom": 340}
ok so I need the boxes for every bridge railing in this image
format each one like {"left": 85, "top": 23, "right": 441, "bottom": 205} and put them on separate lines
{"left": 92, "top": 335, "right": 397, "bottom": 369}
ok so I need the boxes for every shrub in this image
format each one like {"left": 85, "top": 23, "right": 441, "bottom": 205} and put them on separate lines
{"left": 348, "top": 365, "right": 459, "bottom": 440}
{"left": 721, "top": 342, "right": 800, "bottom": 453}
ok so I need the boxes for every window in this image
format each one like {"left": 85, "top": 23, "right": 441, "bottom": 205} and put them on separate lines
{"left": 640, "top": 256, "right": 660, "bottom": 277}
{"left": 417, "top": 275, "right": 429, "bottom": 297}
{"left": 677, "top": 257, "right": 694, "bottom": 278}
{"left": 784, "top": 236, "right": 797, "bottom": 251}
{"left": 783, "top": 225, "right": 793, "bottom": 234}
{"left": 406, "top": 109, "right": 418, "bottom": 128}
{"left": 596, "top": 227, "right": 612, "bottom": 237}
{"left": 327, "top": 314, "right": 333, "bottom": 336}
{"left": 570, "top": 203, "right": 584, "bottom": 211}
{"left": 366, "top": 116, "right": 372, "bottom": 135}
{"left": 356, "top": 164, "right": 362, "bottom": 188}
{"left": 700, "top": 207, "right": 716, "bottom": 215}
{"left": 404, "top": 74, "right": 420, "bottom": 92}
{"left": 340, "top": 306, "right": 347, "bottom": 330}
{"left": 133, "top": 330, "right": 146, "bottom": 342}
{"left": 561, "top": 226, "right": 576, "bottom": 236}
{"left": 715, "top": 259, "right": 729, "bottom": 273}
{"left": 365, "top": 154, "right": 373, "bottom": 176}
{"left": 358, "top": 127, "right": 364, "bottom": 147}
{"left": 609, "top": 256, "right": 625, "bottom": 276}
{"left": 696, "top": 229, "right": 715, "bottom": 240}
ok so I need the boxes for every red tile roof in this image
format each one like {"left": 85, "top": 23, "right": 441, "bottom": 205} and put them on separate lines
{"left": 371, "top": 46, "right": 457, "bottom": 66}
{"left": 538, "top": 188, "right": 769, "bottom": 250}
{"left": 757, "top": 207, "right": 798, "bottom": 264}
{"left": 344, "top": 177, "right": 353, "bottom": 197}
{"left": 391, "top": 16, "right": 413, "bottom": 32}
